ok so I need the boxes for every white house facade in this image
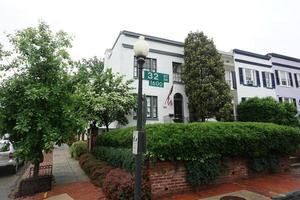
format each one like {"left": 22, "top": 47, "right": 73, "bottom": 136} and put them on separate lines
{"left": 233, "top": 49, "right": 276, "bottom": 103}
{"left": 104, "top": 31, "right": 237, "bottom": 127}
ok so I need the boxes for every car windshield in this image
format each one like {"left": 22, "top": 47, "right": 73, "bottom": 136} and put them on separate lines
{"left": 0, "top": 142, "right": 10, "bottom": 152}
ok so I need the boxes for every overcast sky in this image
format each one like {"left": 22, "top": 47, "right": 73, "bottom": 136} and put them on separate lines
{"left": 1, "top": 0, "right": 300, "bottom": 60}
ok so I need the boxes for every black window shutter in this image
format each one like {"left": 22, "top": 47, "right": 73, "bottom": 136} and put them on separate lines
{"left": 275, "top": 70, "right": 280, "bottom": 85}
{"left": 271, "top": 73, "right": 276, "bottom": 88}
{"left": 293, "top": 98, "right": 297, "bottom": 107}
{"left": 231, "top": 71, "right": 237, "bottom": 89}
{"left": 239, "top": 68, "right": 244, "bottom": 84}
{"left": 294, "top": 74, "right": 299, "bottom": 88}
{"left": 289, "top": 73, "right": 293, "bottom": 87}
{"left": 279, "top": 97, "right": 282, "bottom": 102}
{"left": 256, "top": 71, "right": 260, "bottom": 87}
{"left": 262, "top": 72, "right": 266, "bottom": 87}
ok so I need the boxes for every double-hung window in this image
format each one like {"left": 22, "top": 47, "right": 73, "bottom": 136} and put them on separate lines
{"left": 133, "top": 95, "right": 158, "bottom": 119}
{"left": 264, "top": 72, "right": 272, "bottom": 88}
{"left": 244, "top": 68, "right": 256, "bottom": 86}
{"left": 134, "top": 57, "right": 157, "bottom": 78}
{"left": 225, "top": 71, "right": 232, "bottom": 89}
{"left": 295, "top": 73, "right": 300, "bottom": 87}
{"left": 146, "top": 96, "right": 158, "bottom": 118}
{"left": 279, "top": 71, "right": 291, "bottom": 86}
{"left": 173, "top": 62, "right": 183, "bottom": 83}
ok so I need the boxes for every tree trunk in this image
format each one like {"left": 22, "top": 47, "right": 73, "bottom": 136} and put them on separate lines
{"left": 105, "top": 123, "right": 109, "bottom": 132}
{"left": 33, "top": 162, "right": 40, "bottom": 178}
{"left": 201, "top": 117, "right": 206, "bottom": 122}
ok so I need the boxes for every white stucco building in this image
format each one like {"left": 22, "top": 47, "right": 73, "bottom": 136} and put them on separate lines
{"left": 104, "top": 31, "right": 236, "bottom": 127}
{"left": 233, "top": 49, "right": 276, "bottom": 103}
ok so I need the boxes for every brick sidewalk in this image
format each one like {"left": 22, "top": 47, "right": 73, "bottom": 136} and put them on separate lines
{"left": 19, "top": 145, "right": 107, "bottom": 200}
{"left": 21, "top": 181, "right": 106, "bottom": 200}
{"left": 160, "top": 173, "right": 300, "bottom": 200}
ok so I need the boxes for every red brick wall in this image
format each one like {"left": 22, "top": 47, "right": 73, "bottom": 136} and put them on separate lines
{"left": 147, "top": 157, "right": 289, "bottom": 198}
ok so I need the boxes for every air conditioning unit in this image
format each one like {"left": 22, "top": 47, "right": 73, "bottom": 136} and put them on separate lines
{"left": 246, "top": 80, "right": 254, "bottom": 85}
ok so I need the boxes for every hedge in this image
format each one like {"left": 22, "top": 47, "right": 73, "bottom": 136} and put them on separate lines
{"left": 96, "top": 122, "right": 300, "bottom": 161}
{"left": 93, "top": 146, "right": 136, "bottom": 172}
{"left": 70, "top": 141, "right": 87, "bottom": 160}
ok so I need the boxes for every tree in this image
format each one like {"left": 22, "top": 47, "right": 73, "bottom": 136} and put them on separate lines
{"left": 237, "top": 97, "right": 300, "bottom": 127}
{"left": 182, "top": 31, "right": 232, "bottom": 122}
{"left": 0, "top": 22, "right": 78, "bottom": 176}
{"left": 72, "top": 59, "right": 136, "bottom": 132}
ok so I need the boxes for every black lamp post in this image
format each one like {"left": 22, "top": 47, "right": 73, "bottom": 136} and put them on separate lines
{"left": 133, "top": 36, "right": 149, "bottom": 200}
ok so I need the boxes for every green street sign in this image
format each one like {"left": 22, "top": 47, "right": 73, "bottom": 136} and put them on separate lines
{"left": 149, "top": 80, "right": 164, "bottom": 87}
{"left": 144, "top": 71, "right": 169, "bottom": 83}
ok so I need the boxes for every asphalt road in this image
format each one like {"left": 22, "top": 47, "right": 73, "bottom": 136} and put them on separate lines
{"left": 0, "top": 165, "right": 24, "bottom": 200}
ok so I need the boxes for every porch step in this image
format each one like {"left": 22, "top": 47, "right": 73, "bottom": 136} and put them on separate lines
{"left": 290, "top": 163, "right": 300, "bottom": 168}
{"left": 289, "top": 156, "right": 299, "bottom": 164}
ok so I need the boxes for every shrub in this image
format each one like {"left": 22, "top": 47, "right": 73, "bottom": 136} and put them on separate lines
{"left": 237, "top": 97, "right": 300, "bottom": 127}
{"left": 70, "top": 141, "right": 87, "bottom": 159}
{"left": 93, "top": 146, "right": 135, "bottom": 172}
{"left": 186, "top": 156, "right": 222, "bottom": 187}
{"left": 102, "top": 168, "right": 151, "bottom": 200}
{"left": 78, "top": 153, "right": 113, "bottom": 187}
{"left": 96, "top": 122, "right": 300, "bottom": 161}
{"left": 248, "top": 155, "right": 281, "bottom": 173}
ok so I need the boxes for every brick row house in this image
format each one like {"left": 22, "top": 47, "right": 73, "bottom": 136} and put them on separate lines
{"left": 104, "top": 30, "right": 300, "bottom": 128}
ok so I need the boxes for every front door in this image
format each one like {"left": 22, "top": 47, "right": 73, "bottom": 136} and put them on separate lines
{"left": 174, "top": 93, "right": 183, "bottom": 122}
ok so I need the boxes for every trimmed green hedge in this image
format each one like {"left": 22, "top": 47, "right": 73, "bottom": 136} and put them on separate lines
{"left": 96, "top": 122, "right": 300, "bottom": 161}
{"left": 93, "top": 146, "right": 135, "bottom": 172}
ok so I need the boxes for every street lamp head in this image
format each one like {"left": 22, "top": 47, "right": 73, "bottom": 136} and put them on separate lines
{"left": 134, "top": 36, "right": 149, "bottom": 58}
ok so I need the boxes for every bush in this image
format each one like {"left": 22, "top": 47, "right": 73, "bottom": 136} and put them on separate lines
{"left": 248, "top": 155, "right": 281, "bottom": 173}
{"left": 237, "top": 97, "right": 300, "bottom": 127}
{"left": 96, "top": 122, "right": 300, "bottom": 161}
{"left": 93, "top": 146, "right": 135, "bottom": 172}
{"left": 186, "top": 155, "right": 222, "bottom": 187}
{"left": 103, "top": 168, "right": 151, "bottom": 200}
{"left": 78, "top": 153, "right": 113, "bottom": 187}
{"left": 70, "top": 141, "right": 87, "bottom": 159}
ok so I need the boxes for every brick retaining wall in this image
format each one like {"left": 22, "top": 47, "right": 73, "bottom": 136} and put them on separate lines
{"left": 148, "top": 157, "right": 290, "bottom": 198}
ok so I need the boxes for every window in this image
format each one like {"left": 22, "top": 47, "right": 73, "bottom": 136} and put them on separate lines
{"left": 146, "top": 96, "right": 157, "bottom": 118}
{"left": 244, "top": 68, "right": 256, "bottom": 86}
{"left": 134, "top": 57, "right": 157, "bottom": 77}
{"left": 134, "top": 96, "right": 158, "bottom": 119}
{"left": 279, "top": 97, "right": 297, "bottom": 107}
{"left": 225, "top": 71, "right": 232, "bottom": 88}
{"left": 279, "top": 71, "right": 291, "bottom": 86}
{"left": 264, "top": 72, "right": 272, "bottom": 88}
{"left": 173, "top": 62, "right": 182, "bottom": 83}
{"left": 295, "top": 73, "right": 300, "bottom": 87}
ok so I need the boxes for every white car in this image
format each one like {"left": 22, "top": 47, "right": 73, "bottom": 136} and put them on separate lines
{"left": 0, "top": 139, "right": 21, "bottom": 173}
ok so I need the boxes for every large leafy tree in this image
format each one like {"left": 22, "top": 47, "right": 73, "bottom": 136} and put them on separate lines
{"left": 0, "top": 22, "right": 78, "bottom": 176}
{"left": 182, "top": 31, "right": 232, "bottom": 122}
{"left": 73, "top": 59, "right": 136, "bottom": 132}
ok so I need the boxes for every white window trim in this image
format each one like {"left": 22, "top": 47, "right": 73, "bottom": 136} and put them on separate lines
{"left": 265, "top": 72, "right": 272, "bottom": 88}
{"left": 243, "top": 68, "right": 257, "bottom": 86}
{"left": 225, "top": 71, "right": 233, "bottom": 90}
{"left": 278, "top": 70, "right": 291, "bottom": 87}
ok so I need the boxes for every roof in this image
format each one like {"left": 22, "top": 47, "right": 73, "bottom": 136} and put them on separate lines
{"left": 110, "top": 30, "right": 184, "bottom": 51}
{"left": 267, "top": 53, "right": 300, "bottom": 63}
{"left": 233, "top": 49, "right": 270, "bottom": 60}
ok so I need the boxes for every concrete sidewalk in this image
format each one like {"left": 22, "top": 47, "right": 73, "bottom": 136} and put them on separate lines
{"left": 52, "top": 144, "right": 88, "bottom": 185}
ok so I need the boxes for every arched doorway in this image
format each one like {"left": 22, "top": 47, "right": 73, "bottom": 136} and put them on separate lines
{"left": 174, "top": 93, "right": 183, "bottom": 122}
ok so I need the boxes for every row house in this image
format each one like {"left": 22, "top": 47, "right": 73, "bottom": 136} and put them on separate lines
{"left": 104, "top": 31, "right": 237, "bottom": 127}
{"left": 104, "top": 31, "right": 300, "bottom": 127}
